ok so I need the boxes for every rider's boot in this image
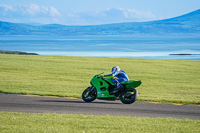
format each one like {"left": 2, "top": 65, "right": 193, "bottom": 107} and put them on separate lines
{"left": 112, "top": 86, "right": 120, "bottom": 94}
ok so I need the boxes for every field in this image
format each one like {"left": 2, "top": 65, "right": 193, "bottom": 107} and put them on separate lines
{"left": 0, "top": 54, "right": 200, "bottom": 104}
{"left": 0, "top": 112, "right": 199, "bottom": 133}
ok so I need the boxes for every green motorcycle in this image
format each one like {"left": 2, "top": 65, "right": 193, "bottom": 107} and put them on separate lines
{"left": 82, "top": 73, "right": 142, "bottom": 104}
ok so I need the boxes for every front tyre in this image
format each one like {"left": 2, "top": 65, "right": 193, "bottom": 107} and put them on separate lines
{"left": 120, "top": 89, "right": 138, "bottom": 104}
{"left": 82, "top": 86, "right": 97, "bottom": 102}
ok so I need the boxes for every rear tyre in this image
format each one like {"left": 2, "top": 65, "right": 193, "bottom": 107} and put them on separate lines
{"left": 120, "top": 89, "right": 138, "bottom": 104}
{"left": 82, "top": 87, "right": 97, "bottom": 102}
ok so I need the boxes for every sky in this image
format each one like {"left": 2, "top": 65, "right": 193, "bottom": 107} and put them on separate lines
{"left": 0, "top": 0, "right": 199, "bottom": 25}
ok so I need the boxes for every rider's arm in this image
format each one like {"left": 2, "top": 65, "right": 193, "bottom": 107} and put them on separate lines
{"left": 104, "top": 74, "right": 113, "bottom": 77}
{"left": 102, "top": 74, "right": 114, "bottom": 78}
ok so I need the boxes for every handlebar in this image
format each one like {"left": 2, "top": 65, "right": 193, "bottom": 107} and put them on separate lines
{"left": 99, "top": 72, "right": 104, "bottom": 75}
{"left": 95, "top": 72, "right": 104, "bottom": 78}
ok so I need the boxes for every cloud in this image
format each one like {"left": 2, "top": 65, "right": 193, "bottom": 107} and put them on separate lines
{"left": 115, "top": 8, "right": 156, "bottom": 20}
{"left": 0, "top": 3, "right": 61, "bottom": 17}
{"left": 64, "top": 8, "right": 157, "bottom": 25}
{"left": 0, "top": 4, "right": 157, "bottom": 25}
{"left": 0, "top": 3, "right": 61, "bottom": 24}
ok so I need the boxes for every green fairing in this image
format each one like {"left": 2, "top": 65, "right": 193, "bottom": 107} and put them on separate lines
{"left": 90, "top": 74, "right": 142, "bottom": 99}
{"left": 90, "top": 76, "right": 115, "bottom": 98}
{"left": 121, "top": 80, "right": 142, "bottom": 89}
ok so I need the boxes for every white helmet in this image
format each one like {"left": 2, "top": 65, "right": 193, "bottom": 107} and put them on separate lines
{"left": 111, "top": 66, "right": 120, "bottom": 76}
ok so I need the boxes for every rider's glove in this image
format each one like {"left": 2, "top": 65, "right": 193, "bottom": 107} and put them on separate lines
{"left": 111, "top": 76, "right": 117, "bottom": 80}
{"left": 101, "top": 75, "right": 105, "bottom": 78}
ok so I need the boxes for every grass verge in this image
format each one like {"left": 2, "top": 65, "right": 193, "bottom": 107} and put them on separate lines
{"left": 0, "top": 54, "right": 200, "bottom": 104}
{"left": 0, "top": 112, "right": 199, "bottom": 133}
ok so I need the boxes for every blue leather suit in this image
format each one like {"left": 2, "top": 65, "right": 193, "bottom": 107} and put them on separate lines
{"left": 105, "top": 70, "right": 129, "bottom": 89}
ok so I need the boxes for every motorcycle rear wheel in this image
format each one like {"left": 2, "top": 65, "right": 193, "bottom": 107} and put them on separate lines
{"left": 120, "top": 89, "right": 138, "bottom": 104}
{"left": 82, "top": 87, "right": 97, "bottom": 102}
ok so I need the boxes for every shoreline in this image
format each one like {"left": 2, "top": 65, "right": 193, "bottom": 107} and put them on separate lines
{"left": 169, "top": 54, "right": 200, "bottom": 55}
{"left": 0, "top": 50, "right": 38, "bottom": 55}
{"left": 1, "top": 50, "right": 200, "bottom": 60}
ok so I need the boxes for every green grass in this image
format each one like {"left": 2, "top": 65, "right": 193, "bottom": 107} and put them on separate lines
{"left": 0, "top": 112, "right": 199, "bottom": 133}
{"left": 0, "top": 54, "right": 200, "bottom": 104}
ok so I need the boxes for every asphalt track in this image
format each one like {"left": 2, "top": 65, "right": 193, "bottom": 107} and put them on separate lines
{"left": 0, "top": 93, "right": 200, "bottom": 120}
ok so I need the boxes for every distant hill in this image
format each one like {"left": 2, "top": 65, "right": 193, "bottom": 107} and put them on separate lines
{"left": 0, "top": 9, "right": 200, "bottom": 35}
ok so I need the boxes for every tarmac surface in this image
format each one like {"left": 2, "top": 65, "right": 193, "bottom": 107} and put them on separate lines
{"left": 0, "top": 93, "right": 199, "bottom": 120}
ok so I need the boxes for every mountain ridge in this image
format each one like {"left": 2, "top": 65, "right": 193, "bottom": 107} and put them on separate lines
{"left": 0, "top": 9, "right": 200, "bottom": 35}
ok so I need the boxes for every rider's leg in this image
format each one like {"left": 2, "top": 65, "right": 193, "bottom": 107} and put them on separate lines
{"left": 111, "top": 78, "right": 126, "bottom": 93}
{"left": 114, "top": 79, "right": 121, "bottom": 89}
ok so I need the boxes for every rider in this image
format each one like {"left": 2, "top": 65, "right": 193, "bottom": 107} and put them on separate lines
{"left": 104, "top": 66, "right": 129, "bottom": 93}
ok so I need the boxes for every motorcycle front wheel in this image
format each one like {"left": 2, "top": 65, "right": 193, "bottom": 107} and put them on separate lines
{"left": 120, "top": 89, "right": 138, "bottom": 104}
{"left": 82, "top": 86, "right": 97, "bottom": 102}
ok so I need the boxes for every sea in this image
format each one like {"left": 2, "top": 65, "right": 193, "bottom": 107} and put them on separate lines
{"left": 0, "top": 34, "right": 200, "bottom": 60}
